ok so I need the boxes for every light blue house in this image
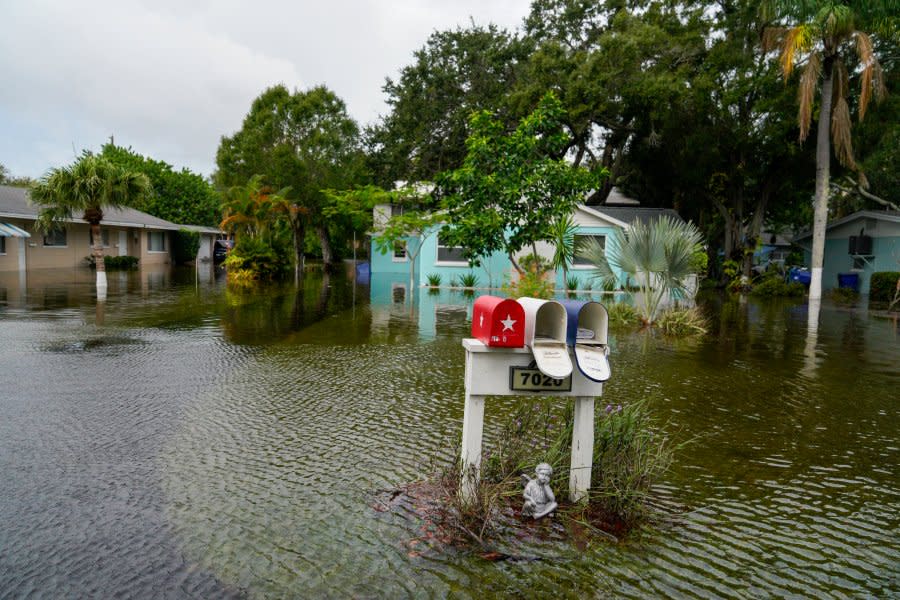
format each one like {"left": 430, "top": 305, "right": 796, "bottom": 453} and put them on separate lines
{"left": 794, "top": 210, "right": 900, "bottom": 294}
{"left": 370, "top": 189, "right": 683, "bottom": 291}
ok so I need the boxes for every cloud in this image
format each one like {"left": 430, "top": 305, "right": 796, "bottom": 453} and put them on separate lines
{"left": 0, "top": 0, "right": 530, "bottom": 177}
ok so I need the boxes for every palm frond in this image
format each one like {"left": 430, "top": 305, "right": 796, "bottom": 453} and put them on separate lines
{"left": 781, "top": 25, "right": 813, "bottom": 79}
{"left": 798, "top": 52, "right": 821, "bottom": 141}
{"left": 831, "top": 96, "right": 856, "bottom": 169}
{"left": 578, "top": 237, "right": 616, "bottom": 289}
{"left": 762, "top": 26, "right": 787, "bottom": 53}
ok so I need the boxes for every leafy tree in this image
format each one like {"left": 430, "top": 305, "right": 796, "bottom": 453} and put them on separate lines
{"left": 31, "top": 153, "right": 151, "bottom": 292}
{"left": 438, "top": 92, "right": 601, "bottom": 273}
{"left": 0, "top": 163, "right": 36, "bottom": 187}
{"left": 99, "top": 143, "right": 220, "bottom": 226}
{"left": 367, "top": 25, "right": 531, "bottom": 186}
{"left": 581, "top": 216, "right": 703, "bottom": 325}
{"left": 761, "top": 0, "right": 894, "bottom": 301}
{"left": 216, "top": 85, "right": 365, "bottom": 267}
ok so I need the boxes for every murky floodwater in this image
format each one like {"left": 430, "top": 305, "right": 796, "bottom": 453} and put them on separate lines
{"left": 1, "top": 267, "right": 897, "bottom": 598}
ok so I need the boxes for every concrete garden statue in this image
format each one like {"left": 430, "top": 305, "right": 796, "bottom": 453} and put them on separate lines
{"left": 522, "top": 463, "right": 557, "bottom": 519}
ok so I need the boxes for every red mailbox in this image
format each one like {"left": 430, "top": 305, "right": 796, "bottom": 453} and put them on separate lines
{"left": 471, "top": 295, "right": 525, "bottom": 347}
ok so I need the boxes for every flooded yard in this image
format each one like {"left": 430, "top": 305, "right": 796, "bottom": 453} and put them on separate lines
{"left": 0, "top": 267, "right": 897, "bottom": 598}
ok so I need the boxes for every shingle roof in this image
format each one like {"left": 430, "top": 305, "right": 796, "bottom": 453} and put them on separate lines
{"left": 792, "top": 209, "right": 900, "bottom": 242}
{"left": 593, "top": 206, "right": 684, "bottom": 227}
{"left": 0, "top": 184, "right": 200, "bottom": 231}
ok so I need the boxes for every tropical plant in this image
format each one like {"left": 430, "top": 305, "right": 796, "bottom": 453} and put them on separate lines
{"left": 655, "top": 306, "right": 709, "bottom": 336}
{"left": 605, "top": 302, "right": 640, "bottom": 328}
{"left": 426, "top": 273, "right": 442, "bottom": 287}
{"left": 456, "top": 272, "right": 479, "bottom": 288}
{"left": 31, "top": 153, "right": 152, "bottom": 292}
{"left": 549, "top": 213, "right": 584, "bottom": 285}
{"left": 580, "top": 216, "right": 704, "bottom": 325}
{"left": 565, "top": 275, "right": 580, "bottom": 293}
{"left": 761, "top": 0, "right": 893, "bottom": 303}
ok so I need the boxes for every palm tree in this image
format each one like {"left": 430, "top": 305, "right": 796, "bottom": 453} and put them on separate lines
{"left": 549, "top": 213, "right": 583, "bottom": 287}
{"left": 761, "top": 1, "right": 891, "bottom": 303}
{"left": 31, "top": 153, "right": 151, "bottom": 294}
{"left": 580, "top": 216, "right": 703, "bottom": 325}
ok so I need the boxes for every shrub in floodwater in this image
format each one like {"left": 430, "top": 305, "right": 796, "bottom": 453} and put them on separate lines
{"left": 829, "top": 286, "right": 860, "bottom": 306}
{"left": 566, "top": 275, "right": 580, "bottom": 293}
{"left": 455, "top": 272, "right": 479, "bottom": 288}
{"left": 85, "top": 255, "right": 140, "bottom": 270}
{"left": 426, "top": 273, "right": 442, "bottom": 287}
{"left": 605, "top": 302, "right": 640, "bottom": 328}
{"left": 869, "top": 272, "right": 900, "bottom": 310}
{"left": 586, "top": 400, "right": 676, "bottom": 526}
{"left": 750, "top": 273, "right": 806, "bottom": 297}
{"left": 502, "top": 271, "right": 554, "bottom": 299}
{"left": 655, "top": 306, "right": 708, "bottom": 336}
{"left": 223, "top": 237, "right": 290, "bottom": 282}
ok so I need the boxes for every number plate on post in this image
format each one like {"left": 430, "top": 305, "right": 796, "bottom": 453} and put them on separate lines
{"left": 509, "top": 366, "right": 572, "bottom": 392}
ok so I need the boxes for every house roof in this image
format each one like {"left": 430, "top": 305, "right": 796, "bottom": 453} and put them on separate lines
{"left": 604, "top": 187, "right": 640, "bottom": 206}
{"left": 0, "top": 184, "right": 213, "bottom": 231}
{"left": 579, "top": 205, "right": 684, "bottom": 229}
{"left": 792, "top": 209, "right": 900, "bottom": 242}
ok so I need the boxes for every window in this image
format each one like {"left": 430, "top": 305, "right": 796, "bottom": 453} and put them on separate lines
{"left": 437, "top": 234, "right": 466, "bottom": 263}
{"left": 90, "top": 229, "right": 110, "bottom": 248}
{"left": 148, "top": 231, "right": 167, "bottom": 252}
{"left": 573, "top": 234, "right": 605, "bottom": 266}
{"left": 0, "top": 237, "right": 5, "bottom": 254}
{"left": 392, "top": 240, "right": 408, "bottom": 262}
{"left": 43, "top": 229, "right": 68, "bottom": 247}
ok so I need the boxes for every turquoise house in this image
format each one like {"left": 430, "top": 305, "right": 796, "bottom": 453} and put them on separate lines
{"left": 370, "top": 192, "right": 683, "bottom": 291}
{"left": 794, "top": 210, "right": 900, "bottom": 294}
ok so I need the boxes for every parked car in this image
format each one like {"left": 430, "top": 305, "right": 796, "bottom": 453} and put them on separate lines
{"left": 213, "top": 239, "right": 234, "bottom": 264}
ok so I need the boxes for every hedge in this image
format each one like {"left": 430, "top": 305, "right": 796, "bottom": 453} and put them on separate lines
{"left": 869, "top": 272, "right": 900, "bottom": 303}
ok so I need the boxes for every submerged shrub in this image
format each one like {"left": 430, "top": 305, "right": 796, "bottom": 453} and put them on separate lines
{"left": 869, "top": 272, "right": 900, "bottom": 309}
{"left": 829, "top": 287, "right": 860, "bottom": 306}
{"left": 456, "top": 272, "right": 479, "bottom": 288}
{"left": 85, "top": 255, "right": 139, "bottom": 270}
{"left": 750, "top": 274, "right": 806, "bottom": 297}
{"left": 502, "top": 271, "right": 554, "bottom": 299}
{"left": 606, "top": 302, "right": 640, "bottom": 328}
{"left": 426, "top": 273, "right": 442, "bottom": 287}
{"left": 589, "top": 400, "right": 676, "bottom": 525}
{"left": 224, "top": 237, "right": 290, "bottom": 281}
{"left": 655, "top": 306, "right": 708, "bottom": 336}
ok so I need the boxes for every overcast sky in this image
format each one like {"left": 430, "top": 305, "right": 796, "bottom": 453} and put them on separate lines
{"left": 0, "top": 0, "right": 531, "bottom": 179}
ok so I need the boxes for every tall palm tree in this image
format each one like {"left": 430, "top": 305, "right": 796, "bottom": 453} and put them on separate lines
{"left": 580, "top": 216, "right": 703, "bottom": 325}
{"left": 762, "top": 0, "right": 891, "bottom": 303}
{"left": 31, "top": 153, "right": 151, "bottom": 294}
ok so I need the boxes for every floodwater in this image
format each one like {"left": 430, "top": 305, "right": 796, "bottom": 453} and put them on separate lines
{"left": 0, "top": 266, "right": 897, "bottom": 598}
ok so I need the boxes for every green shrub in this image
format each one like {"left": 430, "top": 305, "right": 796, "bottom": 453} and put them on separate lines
{"left": 750, "top": 274, "right": 806, "bottom": 297}
{"left": 830, "top": 287, "right": 860, "bottom": 306}
{"left": 519, "top": 252, "right": 550, "bottom": 275}
{"left": 869, "top": 272, "right": 900, "bottom": 304}
{"left": 223, "top": 237, "right": 290, "bottom": 281}
{"left": 171, "top": 229, "right": 201, "bottom": 264}
{"left": 84, "top": 255, "right": 140, "bottom": 270}
{"left": 656, "top": 306, "right": 708, "bottom": 336}
{"left": 606, "top": 302, "right": 640, "bottom": 327}
{"left": 566, "top": 275, "right": 580, "bottom": 292}
{"left": 502, "top": 271, "right": 553, "bottom": 299}
{"left": 426, "top": 273, "right": 442, "bottom": 287}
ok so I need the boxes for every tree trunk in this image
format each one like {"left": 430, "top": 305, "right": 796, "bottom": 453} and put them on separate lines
{"left": 316, "top": 225, "right": 333, "bottom": 267}
{"left": 292, "top": 218, "right": 305, "bottom": 283}
{"left": 91, "top": 222, "right": 107, "bottom": 297}
{"left": 809, "top": 58, "right": 834, "bottom": 304}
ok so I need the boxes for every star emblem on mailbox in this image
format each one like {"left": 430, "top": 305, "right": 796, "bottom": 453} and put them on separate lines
{"left": 501, "top": 314, "right": 517, "bottom": 331}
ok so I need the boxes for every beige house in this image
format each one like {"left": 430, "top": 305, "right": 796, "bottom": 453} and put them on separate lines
{"left": 0, "top": 184, "right": 219, "bottom": 273}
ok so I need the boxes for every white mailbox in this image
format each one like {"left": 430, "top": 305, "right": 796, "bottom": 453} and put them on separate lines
{"left": 517, "top": 297, "right": 572, "bottom": 379}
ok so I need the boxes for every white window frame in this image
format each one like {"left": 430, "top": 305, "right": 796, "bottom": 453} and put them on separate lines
{"left": 392, "top": 240, "right": 408, "bottom": 262}
{"left": 148, "top": 230, "right": 167, "bottom": 253}
{"left": 573, "top": 234, "right": 606, "bottom": 269}
{"left": 43, "top": 228, "right": 68, "bottom": 247}
{"left": 435, "top": 234, "right": 467, "bottom": 266}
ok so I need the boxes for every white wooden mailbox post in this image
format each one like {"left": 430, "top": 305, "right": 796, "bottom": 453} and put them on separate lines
{"left": 460, "top": 338, "right": 603, "bottom": 504}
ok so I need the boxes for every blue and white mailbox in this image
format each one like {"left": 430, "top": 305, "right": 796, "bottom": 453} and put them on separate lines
{"left": 561, "top": 300, "right": 610, "bottom": 382}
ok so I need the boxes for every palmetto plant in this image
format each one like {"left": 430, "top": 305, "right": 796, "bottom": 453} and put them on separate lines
{"left": 549, "top": 213, "right": 583, "bottom": 285}
{"left": 580, "top": 216, "right": 703, "bottom": 325}
{"left": 761, "top": 0, "right": 893, "bottom": 302}
{"left": 31, "top": 153, "right": 151, "bottom": 293}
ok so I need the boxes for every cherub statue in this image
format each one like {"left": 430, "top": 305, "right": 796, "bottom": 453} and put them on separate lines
{"left": 521, "top": 463, "right": 558, "bottom": 519}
